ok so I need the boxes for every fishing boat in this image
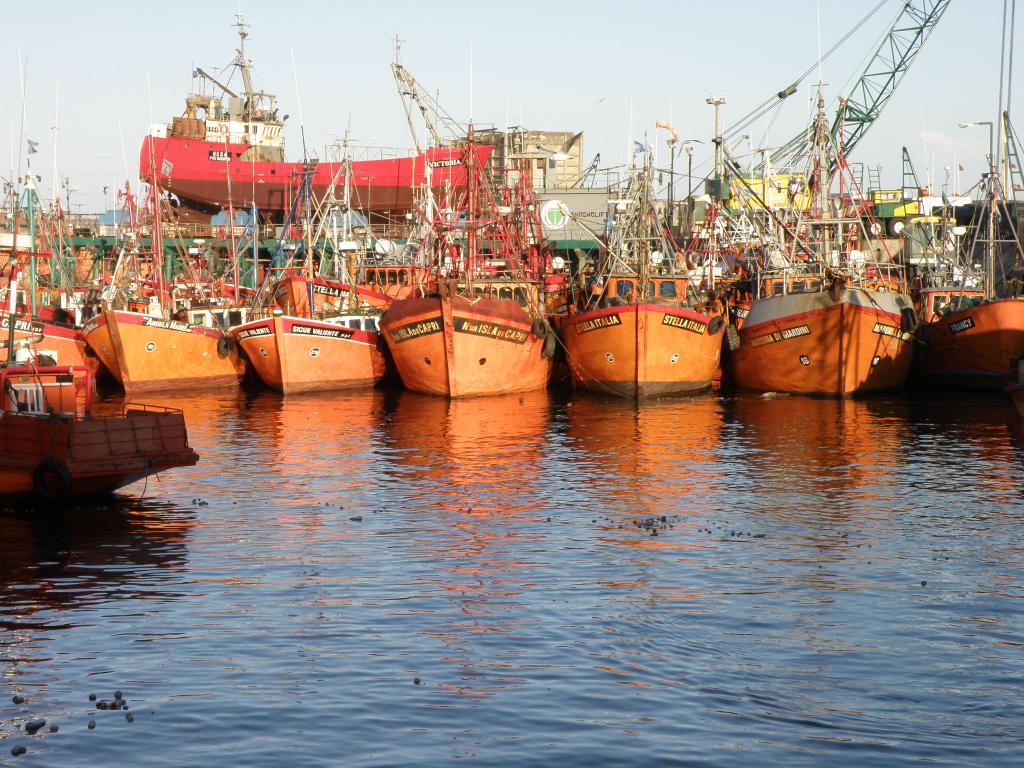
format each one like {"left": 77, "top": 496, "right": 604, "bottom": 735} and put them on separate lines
{"left": 233, "top": 310, "right": 385, "bottom": 393}
{"left": 729, "top": 90, "right": 916, "bottom": 396}
{"left": 1, "top": 178, "right": 100, "bottom": 373}
{"left": 0, "top": 363, "right": 198, "bottom": 501}
{"left": 912, "top": 116, "right": 1024, "bottom": 390}
{"left": 231, "top": 157, "right": 388, "bottom": 393}
{"left": 560, "top": 151, "right": 725, "bottom": 398}
{"left": 141, "top": 15, "right": 492, "bottom": 223}
{"left": 380, "top": 129, "right": 561, "bottom": 398}
{"left": 82, "top": 165, "right": 246, "bottom": 395}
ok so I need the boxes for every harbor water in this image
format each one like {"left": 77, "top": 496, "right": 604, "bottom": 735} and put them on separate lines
{"left": 1, "top": 389, "right": 1022, "bottom": 766}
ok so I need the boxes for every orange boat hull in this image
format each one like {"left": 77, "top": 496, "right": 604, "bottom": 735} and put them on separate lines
{"left": 80, "top": 313, "right": 122, "bottom": 382}
{"left": 380, "top": 294, "right": 551, "bottom": 398}
{"left": 233, "top": 314, "right": 387, "bottom": 393}
{"left": 560, "top": 304, "right": 723, "bottom": 398}
{"left": 915, "top": 298, "right": 1024, "bottom": 389}
{"left": 0, "top": 408, "right": 197, "bottom": 499}
{"left": 83, "top": 308, "right": 246, "bottom": 395}
{"left": 731, "top": 288, "right": 914, "bottom": 396}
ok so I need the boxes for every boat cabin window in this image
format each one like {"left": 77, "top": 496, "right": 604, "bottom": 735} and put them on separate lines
{"left": 617, "top": 280, "right": 634, "bottom": 298}
{"left": 790, "top": 280, "right": 806, "bottom": 294}
{"left": 347, "top": 319, "right": 360, "bottom": 329}
{"left": 499, "top": 287, "right": 514, "bottom": 301}
{"left": 387, "top": 270, "right": 399, "bottom": 286}
{"left": 658, "top": 281, "right": 677, "bottom": 299}
{"left": 399, "top": 270, "right": 409, "bottom": 286}
{"left": 771, "top": 282, "right": 784, "bottom": 297}
{"left": 514, "top": 288, "right": 527, "bottom": 306}
{"left": 809, "top": 279, "right": 822, "bottom": 292}
{"left": 931, "top": 295, "right": 949, "bottom": 316}
{"left": 228, "top": 309, "right": 244, "bottom": 326}
{"left": 366, "top": 271, "right": 377, "bottom": 285}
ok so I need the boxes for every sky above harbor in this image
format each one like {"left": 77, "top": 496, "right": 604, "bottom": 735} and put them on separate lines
{"left": 0, "top": 0, "right": 1013, "bottom": 212}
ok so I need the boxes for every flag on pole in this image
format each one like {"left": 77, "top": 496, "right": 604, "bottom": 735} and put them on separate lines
{"left": 25, "top": 138, "right": 38, "bottom": 155}
{"left": 633, "top": 140, "right": 647, "bottom": 156}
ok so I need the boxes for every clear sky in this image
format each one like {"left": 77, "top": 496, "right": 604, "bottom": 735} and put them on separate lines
{"left": 0, "top": 0, "right": 1012, "bottom": 213}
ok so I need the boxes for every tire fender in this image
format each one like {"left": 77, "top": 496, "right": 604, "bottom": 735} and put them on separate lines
{"left": 33, "top": 458, "right": 72, "bottom": 501}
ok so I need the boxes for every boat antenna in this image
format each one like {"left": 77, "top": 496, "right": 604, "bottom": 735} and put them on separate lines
{"left": 290, "top": 46, "right": 308, "bottom": 161}
{"left": 816, "top": 0, "right": 824, "bottom": 86}
{"left": 1008, "top": 0, "right": 1017, "bottom": 119}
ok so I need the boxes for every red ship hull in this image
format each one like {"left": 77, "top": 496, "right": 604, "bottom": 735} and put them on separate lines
{"left": 141, "top": 136, "right": 494, "bottom": 218}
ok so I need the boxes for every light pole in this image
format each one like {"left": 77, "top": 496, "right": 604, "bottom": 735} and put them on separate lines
{"left": 706, "top": 96, "right": 727, "bottom": 184}
{"left": 682, "top": 139, "right": 704, "bottom": 200}
{"left": 959, "top": 121, "right": 994, "bottom": 171}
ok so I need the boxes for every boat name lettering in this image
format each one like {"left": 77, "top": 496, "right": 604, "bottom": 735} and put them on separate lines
{"left": 312, "top": 284, "right": 343, "bottom": 297}
{"left": 733, "top": 307, "right": 750, "bottom": 319}
{"left": 427, "top": 159, "right": 460, "bottom": 169}
{"left": 662, "top": 315, "right": 707, "bottom": 334}
{"left": 750, "top": 324, "right": 811, "bottom": 347}
{"left": 0, "top": 317, "right": 46, "bottom": 336}
{"left": 872, "top": 322, "right": 910, "bottom": 341}
{"left": 142, "top": 317, "right": 192, "bottom": 333}
{"left": 208, "top": 150, "right": 231, "bottom": 162}
{"left": 238, "top": 326, "right": 272, "bottom": 340}
{"left": 949, "top": 316, "right": 975, "bottom": 335}
{"left": 392, "top": 319, "right": 442, "bottom": 343}
{"left": 454, "top": 318, "right": 529, "bottom": 344}
{"left": 291, "top": 324, "right": 354, "bottom": 339}
{"left": 575, "top": 314, "right": 622, "bottom": 334}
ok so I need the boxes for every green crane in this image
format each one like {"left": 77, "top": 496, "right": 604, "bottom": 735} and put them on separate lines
{"left": 768, "top": 0, "right": 951, "bottom": 173}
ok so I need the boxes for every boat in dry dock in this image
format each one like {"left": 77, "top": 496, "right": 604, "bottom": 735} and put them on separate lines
{"left": 0, "top": 363, "right": 198, "bottom": 500}
{"left": 141, "top": 15, "right": 492, "bottom": 223}
{"left": 560, "top": 153, "right": 725, "bottom": 398}
{"left": 379, "top": 130, "right": 563, "bottom": 398}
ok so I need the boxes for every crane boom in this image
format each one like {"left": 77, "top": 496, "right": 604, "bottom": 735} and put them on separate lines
{"left": 391, "top": 38, "right": 466, "bottom": 152}
{"left": 770, "top": 0, "right": 951, "bottom": 171}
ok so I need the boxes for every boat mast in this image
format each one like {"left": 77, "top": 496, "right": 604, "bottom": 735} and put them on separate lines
{"left": 147, "top": 133, "right": 166, "bottom": 317}
{"left": 812, "top": 85, "right": 832, "bottom": 266}
{"left": 234, "top": 15, "right": 255, "bottom": 121}
{"left": 466, "top": 125, "right": 477, "bottom": 294}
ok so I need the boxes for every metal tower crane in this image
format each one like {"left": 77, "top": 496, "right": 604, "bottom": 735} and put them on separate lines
{"left": 769, "top": 0, "right": 951, "bottom": 172}
{"left": 391, "top": 38, "right": 466, "bottom": 153}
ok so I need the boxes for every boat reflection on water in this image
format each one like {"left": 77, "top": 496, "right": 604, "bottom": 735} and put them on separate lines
{"left": 379, "top": 390, "right": 555, "bottom": 700}
{"left": 236, "top": 389, "right": 392, "bottom": 512}
{"left": 563, "top": 394, "right": 727, "bottom": 527}
{"left": 383, "top": 390, "right": 554, "bottom": 513}
{"left": 0, "top": 499, "right": 193, "bottom": 673}
{"left": 726, "top": 393, "right": 913, "bottom": 517}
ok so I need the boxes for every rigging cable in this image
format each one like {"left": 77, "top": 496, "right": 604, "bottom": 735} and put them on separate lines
{"left": 722, "top": 0, "right": 889, "bottom": 142}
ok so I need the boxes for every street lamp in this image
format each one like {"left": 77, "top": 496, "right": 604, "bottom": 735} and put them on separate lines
{"left": 682, "top": 139, "right": 704, "bottom": 201}
{"left": 959, "top": 121, "right": 994, "bottom": 170}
